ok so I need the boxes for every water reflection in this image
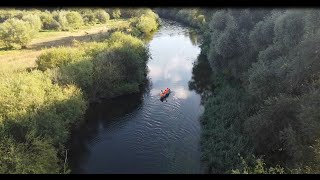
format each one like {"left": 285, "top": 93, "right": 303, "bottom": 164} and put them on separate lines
{"left": 70, "top": 81, "right": 149, "bottom": 173}
{"left": 173, "top": 86, "right": 191, "bottom": 100}
{"left": 188, "top": 29, "right": 201, "bottom": 46}
{"left": 70, "top": 19, "right": 204, "bottom": 174}
{"left": 147, "top": 23, "right": 200, "bottom": 87}
{"left": 188, "top": 53, "right": 214, "bottom": 105}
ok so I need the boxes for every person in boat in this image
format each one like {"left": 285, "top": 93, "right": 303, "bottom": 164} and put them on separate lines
{"left": 163, "top": 88, "right": 169, "bottom": 94}
{"left": 161, "top": 88, "right": 169, "bottom": 96}
{"left": 160, "top": 88, "right": 170, "bottom": 102}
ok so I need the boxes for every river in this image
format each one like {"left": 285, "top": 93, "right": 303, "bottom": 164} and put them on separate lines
{"left": 70, "top": 20, "right": 205, "bottom": 174}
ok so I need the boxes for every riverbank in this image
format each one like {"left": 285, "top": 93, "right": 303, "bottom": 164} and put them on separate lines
{"left": 0, "top": 8, "right": 160, "bottom": 173}
{"left": 158, "top": 8, "right": 320, "bottom": 173}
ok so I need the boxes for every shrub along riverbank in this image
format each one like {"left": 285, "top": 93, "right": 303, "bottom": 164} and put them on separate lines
{"left": 0, "top": 8, "right": 159, "bottom": 173}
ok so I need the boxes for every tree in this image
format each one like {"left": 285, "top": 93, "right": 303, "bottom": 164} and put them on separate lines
{"left": 274, "top": 10, "right": 306, "bottom": 51}
{"left": 22, "top": 14, "right": 42, "bottom": 31}
{"left": 136, "top": 14, "right": 158, "bottom": 34}
{"left": 40, "top": 12, "right": 60, "bottom": 30}
{"left": 53, "top": 10, "right": 69, "bottom": 31}
{"left": 304, "top": 10, "right": 320, "bottom": 39}
{"left": 249, "top": 15, "right": 276, "bottom": 51}
{"left": 111, "top": 9, "right": 121, "bottom": 19}
{"left": 95, "top": 10, "right": 109, "bottom": 24}
{"left": 209, "top": 10, "right": 234, "bottom": 31}
{"left": 81, "top": 9, "right": 96, "bottom": 25}
{"left": 0, "top": 18, "right": 36, "bottom": 49}
{"left": 65, "top": 11, "right": 83, "bottom": 30}
{"left": 0, "top": 70, "right": 86, "bottom": 173}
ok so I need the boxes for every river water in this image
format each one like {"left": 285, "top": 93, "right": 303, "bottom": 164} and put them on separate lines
{"left": 70, "top": 20, "right": 205, "bottom": 174}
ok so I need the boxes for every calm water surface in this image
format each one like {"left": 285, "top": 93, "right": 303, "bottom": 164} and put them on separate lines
{"left": 70, "top": 20, "right": 205, "bottom": 174}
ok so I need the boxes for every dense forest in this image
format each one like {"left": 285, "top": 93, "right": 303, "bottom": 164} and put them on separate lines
{"left": 156, "top": 8, "right": 320, "bottom": 173}
{"left": 0, "top": 8, "right": 159, "bottom": 173}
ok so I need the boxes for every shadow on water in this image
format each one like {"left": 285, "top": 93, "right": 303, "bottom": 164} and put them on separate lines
{"left": 188, "top": 53, "right": 214, "bottom": 105}
{"left": 69, "top": 79, "right": 151, "bottom": 173}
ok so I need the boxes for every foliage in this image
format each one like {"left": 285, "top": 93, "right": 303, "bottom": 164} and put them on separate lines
{"left": 95, "top": 10, "right": 109, "bottom": 24}
{"left": 231, "top": 156, "right": 285, "bottom": 174}
{"left": 91, "top": 32, "right": 149, "bottom": 99}
{"left": 22, "top": 14, "right": 42, "bottom": 31}
{"left": 0, "top": 18, "right": 37, "bottom": 49}
{"left": 40, "top": 12, "right": 60, "bottom": 30}
{"left": 65, "top": 11, "right": 83, "bottom": 30}
{"left": 179, "top": 8, "right": 320, "bottom": 173}
{"left": 135, "top": 14, "right": 158, "bottom": 34}
{"left": 36, "top": 47, "right": 87, "bottom": 71}
{"left": 0, "top": 71, "right": 86, "bottom": 173}
{"left": 0, "top": 8, "right": 156, "bottom": 174}
{"left": 111, "top": 9, "right": 121, "bottom": 19}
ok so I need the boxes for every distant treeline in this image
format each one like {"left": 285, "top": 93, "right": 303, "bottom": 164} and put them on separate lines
{"left": 155, "top": 8, "right": 208, "bottom": 29}
{"left": 0, "top": 8, "right": 159, "bottom": 49}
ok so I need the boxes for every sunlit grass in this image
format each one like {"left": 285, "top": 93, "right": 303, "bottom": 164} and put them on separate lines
{"left": 0, "top": 19, "right": 131, "bottom": 73}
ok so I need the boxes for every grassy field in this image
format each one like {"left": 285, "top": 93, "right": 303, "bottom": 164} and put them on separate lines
{"left": 0, "top": 19, "right": 131, "bottom": 73}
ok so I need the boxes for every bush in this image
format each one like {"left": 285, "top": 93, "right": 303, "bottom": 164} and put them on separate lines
{"left": 0, "top": 18, "right": 37, "bottom": 49}
{"left": 22, "top": 14, "right": 42, "bottom": 31}
{"left": 197, "top": 15, "right": 206, "bottom": 26}
{"left": 108, "top": 31, "right": 149, "bottom": 61}
{"left": 65, "top": 11, "right": 84, "bottom": 30}
{"left": 0, "top": 71, "right": 87, "bottom": 173}
{"left": 77, "top": 41, "right": 110, "bottom": 57}
{"left": 120, "top": 8, "right": 140, "bottom": 18}
{"left": 231, "top": 156, "right": 285, "bottom": 174}
{"left": 37, "top": 41, "right": 113, "bottom": 100}
{"left": 95, "top": 10, "right": 109, "bottom": 24}
{"left": 201, "top": 85, "right": 254, "bottom": 173}
{"left": 91, "top": 32, "right": 149, "bottom": 99}
{"left": 82, "top": 11, "right": 96, "bottom": 25}
{"left": 36, "top": 47, "right": 86, "bottom": 71}
{"left": 111, "top": 9, "right": 121, "bottom": 19}
{"left": 40, "top": 12, "right": 60, "bottom": 30}
{"left": 56, "top": 60, "right": 94, "bottom": 98}
{"left": 52, "top": 10, "right": 84, "bottom": 31}
{"left": 0, "top": 9, "right": 23, "bottom": 23}
{"left": 0, "top": 136, "right": 60, "bottom": 174}
{"left": 36, "top": 36, "right": 149, "bottom": 101}
{"left": 136, "top": 14, "right": 158, "bottom": 34}
{"left": 53, "top": 11, "right": 69, "bottom": 31}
